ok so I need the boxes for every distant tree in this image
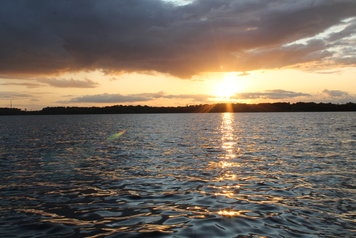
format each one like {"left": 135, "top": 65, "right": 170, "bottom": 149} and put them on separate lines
{"left": 0, "top": 102, "right": 355, "bottom": 115}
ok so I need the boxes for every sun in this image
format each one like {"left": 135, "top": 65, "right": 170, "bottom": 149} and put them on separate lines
{"left": 214, "top": 73, "right": 241, "bottom": 99}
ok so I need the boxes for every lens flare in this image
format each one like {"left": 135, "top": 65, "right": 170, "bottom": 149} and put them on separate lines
{"left": 107, "top": 130, "right": 127, "bottom": 141}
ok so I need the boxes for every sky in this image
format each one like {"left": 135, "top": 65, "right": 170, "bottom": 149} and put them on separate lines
{"left": 0, "top": 0, "right": 356, "bottom": 110}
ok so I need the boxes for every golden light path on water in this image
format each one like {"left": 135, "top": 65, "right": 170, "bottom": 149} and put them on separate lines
{"left": 214, "top": 114, "right": 280, "bottom": 220}
{"left": 216, "top": 113, "right": 244, "bottom": 217}
{"left": 221, "top": 113, "right": 237, "bottom": 160}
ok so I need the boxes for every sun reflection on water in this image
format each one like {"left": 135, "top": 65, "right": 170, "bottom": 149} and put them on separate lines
{"left": 218, "top": 210, "right": 242, "bottom": 217}
{"left": 221, "top": 113, "right": 237, "bottom": 160}
{"left": 216, "top": 113, "right": 243, "bottom": 216}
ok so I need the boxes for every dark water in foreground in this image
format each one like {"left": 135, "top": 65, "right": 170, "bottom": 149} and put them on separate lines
{"left": 0, "top": 112, "right": 355, "bottom": 237}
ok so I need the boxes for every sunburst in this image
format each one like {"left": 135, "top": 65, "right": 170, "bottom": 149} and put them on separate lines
{"left": 213, "top": 73, "right": 243, "bottom": 100}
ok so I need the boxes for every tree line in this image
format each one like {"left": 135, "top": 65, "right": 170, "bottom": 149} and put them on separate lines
{"left": 1, "top": 102, "right": 355, "bottom": 115}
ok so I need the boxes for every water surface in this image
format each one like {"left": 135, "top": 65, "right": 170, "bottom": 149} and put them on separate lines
{"left": 0, "top": 112, "right": 355, "bottom": 237}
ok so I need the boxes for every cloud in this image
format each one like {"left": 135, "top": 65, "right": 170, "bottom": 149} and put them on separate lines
{"left": 234, "top": 90, "right": 310, "bottom": 100}
{"left": 323, "top": 89, "right": 349, "bottom": 97}
{"left": 327, "top": 18, "right": 356, "bottom": 42}
{"left": 324, "top": 18, "right": 356, "bottom": 67}
{"left": 1, "top": 78, "right": 98, "bottom": 88}
{"left": 67, "top": 94, "right": 153, "bottom": 103}
{"left": 0, "top": 91, "right": 33, "bottom": 99}
{"left": 37, "top": 78, "right": 98, "bottom": 88}
{"left": 161, "top": 93, "right": 210, "bottom": 101}
{"left": 314, "top": 70, "right": 341, "bottom": 74}
{"left": 320, "top": 89, "right": 356, "bottom": 103}
{"left": 64, "top": 92, "right": 210, "bottom": 103}
{"left": 233, "top": 40, "right": 332, "bottom": 71}
{"left": 238, "top": 72, "right": 250, "bottom": 76}
{"left": 0, "top": 0, "right": 355, "bottom": 78}
{"left": 0, "top": 82, "right": 43, "bottom": 88}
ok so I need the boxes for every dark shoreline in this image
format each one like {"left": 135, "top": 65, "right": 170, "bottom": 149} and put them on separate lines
{"left": 1, "top": 102, "right": 356, "bottom": 115}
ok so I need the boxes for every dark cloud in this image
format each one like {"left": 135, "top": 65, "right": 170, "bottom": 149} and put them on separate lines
{"left": 65, "top": 92, "right": 210, "bottom": 103}
{"left": 325, "top": 18, "right": 356, "bottom": 67}
{"left": 234, "top": 90, "right": 310, "bottom": 100}
{"left": 233, "top": 40, "right": 332, "bottom": 71}
{"left": 0, "top": 0, "right": 355, "bottom": 78}
{"left": 327, "top": 18, "right": 356, "bottom": 42}
{"left": 37, "top": 78, "right": 98, "bottom": 88}
{"left": 323, "top": 89, "right": 349, "bottom": 97}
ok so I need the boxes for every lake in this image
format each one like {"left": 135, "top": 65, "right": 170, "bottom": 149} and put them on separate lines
{"left": 0, "top": 112, "right": 355, "bottom": 237}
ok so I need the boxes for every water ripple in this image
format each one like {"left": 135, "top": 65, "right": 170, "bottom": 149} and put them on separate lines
{"left": 0, "top": 112, "right": 355, "bottom": 237}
